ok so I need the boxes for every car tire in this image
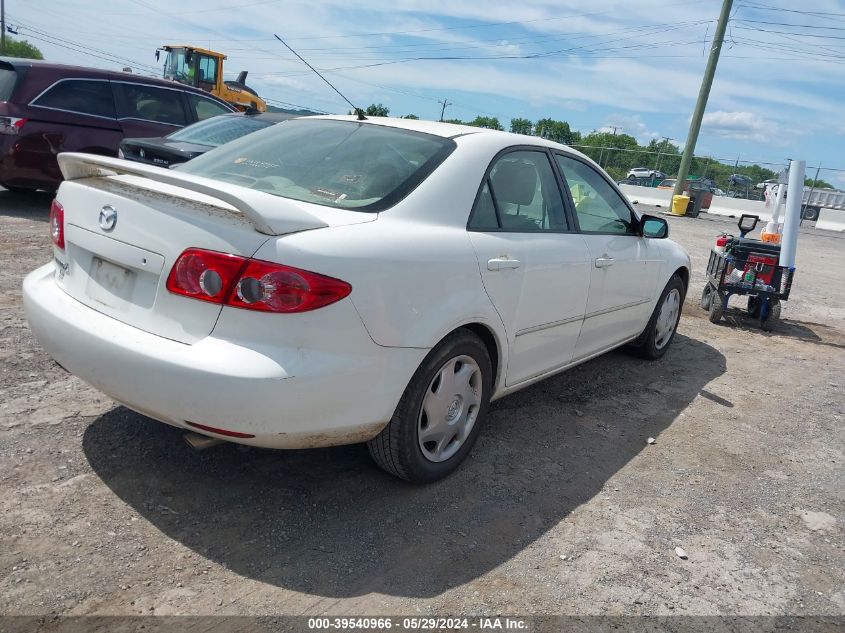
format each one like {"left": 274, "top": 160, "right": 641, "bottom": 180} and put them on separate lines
{"left": 630, "top": 274, "right": 685, "bottom": 360}
{"left": 708, "top": 290, "right": 725, "bottom": 324}
{"left": 802, "top": 207, "right": 819, "bottom": 221}
{"left": 367, "top": 328, "right": 493, "bottom": 483}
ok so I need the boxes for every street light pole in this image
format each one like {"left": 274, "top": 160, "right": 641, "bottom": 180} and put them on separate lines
{"left": 672, "top": 0, "right": 733, "bottom": 200}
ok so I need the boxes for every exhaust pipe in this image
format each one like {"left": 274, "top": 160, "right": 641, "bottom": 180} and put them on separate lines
{"left": 183, "top": 432, "right": 224, "bottom": 451}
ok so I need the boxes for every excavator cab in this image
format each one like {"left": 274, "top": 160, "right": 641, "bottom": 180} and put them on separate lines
{"left": 157, "top": 45, "right": 267, "bottom": 112}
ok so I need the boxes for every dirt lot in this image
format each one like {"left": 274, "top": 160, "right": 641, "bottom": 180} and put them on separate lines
{"left": 1, "top": 189, "right": 843, "bottom": 619}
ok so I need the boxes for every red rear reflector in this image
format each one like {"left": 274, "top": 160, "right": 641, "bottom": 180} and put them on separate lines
{"left": 165, "top": 248, "right": 247, "bottom": 304}
{"left": 185, "top": 421, "right": 255, "bottom": 438}
{"left": 167, "top": 248, "right": 352, "bottom": 313}
{"left": 49, "top": 199, "right": 65, "bottom": 249}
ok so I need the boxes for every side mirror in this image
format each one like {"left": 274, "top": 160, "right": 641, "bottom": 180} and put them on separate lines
{"left": 155, "top": 49, "right": 160, "bottom": 62}
{"left": 641, "top": 214, "right": 668, "bottom": 239}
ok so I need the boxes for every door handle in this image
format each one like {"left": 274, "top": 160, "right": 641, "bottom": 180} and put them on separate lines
{"left": 487, "top": 257, "right": 522, "bottom": 271}
{"left": 594, "top": 256, "right": 615, "bottom": 268}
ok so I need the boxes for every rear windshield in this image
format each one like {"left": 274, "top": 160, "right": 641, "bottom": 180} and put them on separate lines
{"left": 176, "top": 119, "right": 456, "bottom": 212}
{"left": 167, "top": 115, "right": 273, "bottom": 147}
{"left": 0, "top": 68, "right": 18, "bottom": 101}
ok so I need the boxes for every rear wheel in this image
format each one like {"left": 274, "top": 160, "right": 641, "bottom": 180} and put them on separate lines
{"left": 630, "top": 275, "right": 685, "bottom": 360}
{"left": 802, "top": 206, "right": 819, "bottom": 221}
{"left": 367, "top": 329, "right": 492, "bottom": 483}
{"left": 747, "top": 296, "right": 761, "bottom": 319}
{"left": 700, "top": 283, "right": 714, "bottom": 311}
{"left": 760, "top": 300, "right": 781, "bottom": 332}
{"left": 708, "top": 290, "right": 725, "bottom": 324}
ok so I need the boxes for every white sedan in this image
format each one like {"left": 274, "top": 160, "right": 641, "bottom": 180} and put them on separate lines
{"left": 23, "top": 116, "right": 690, "bottom": 483}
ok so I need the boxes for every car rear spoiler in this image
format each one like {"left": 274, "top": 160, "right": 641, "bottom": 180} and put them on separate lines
{"left": 57, "top": 152, "right": 329, "bottom": 236}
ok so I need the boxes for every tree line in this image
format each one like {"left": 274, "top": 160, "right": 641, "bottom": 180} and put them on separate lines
{"left": 361, "top": 104, "right": 833, "bottom": 191}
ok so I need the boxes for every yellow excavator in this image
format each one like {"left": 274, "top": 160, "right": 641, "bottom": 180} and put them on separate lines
{"left": 156, "top": 45, "right": 267, "bottom": 112}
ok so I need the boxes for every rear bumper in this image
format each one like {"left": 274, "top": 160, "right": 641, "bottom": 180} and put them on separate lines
{"left": 23, "top": 263, "right": 425, "bottom": 448}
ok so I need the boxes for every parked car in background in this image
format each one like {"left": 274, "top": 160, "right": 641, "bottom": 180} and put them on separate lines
{"left": 729, "top": 174, "right": 752, "bottom": 187}
{"left": 756, "top": 179, "right": 778, "bottom": 190}
{"left": 0, "top": 58, "right": 236, "bottom": 192}
{"left": 657, "top": 177, "right": 714, "bottom": 209}
{"left": 24, "top": 116, "right": 690, "bottom": 483}
{"left": 627, "top": 167, "right": 665, "bottom": 180}
{"left": 119, "top": 112, "right": 295, "bottom": 167}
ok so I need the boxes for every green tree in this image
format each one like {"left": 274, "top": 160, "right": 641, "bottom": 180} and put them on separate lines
{"left": 401, "top": 113, "right": 419, "bottom": 120}
{"left": 364, "top": 103, "right": 390, "bottom": 117}
{"left": 1, "top": 38, "right": 43, "bottom": 59}
{"left": 467, "top": 115, "right": 503, "bottom": 130}
{"left": 805, "top": 178, "right": 833, "bottom": 189}
{"left": 534, "top": 118, "right": 579, "bottom": 144}
{"left": 509, "top": 117, "right": 532, "bottom": 135}
{"left": 442, "top": 118, "right": 465, "bottom": 125}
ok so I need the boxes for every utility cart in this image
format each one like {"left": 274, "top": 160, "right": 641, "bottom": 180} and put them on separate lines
{"left": 700, "top": 214, "right": 796, "bottom": 332}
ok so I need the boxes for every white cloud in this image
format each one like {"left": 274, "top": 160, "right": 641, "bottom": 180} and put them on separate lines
{"left": 701, "top": 111, "right": 774, "bottom": 143}
{"left": 599, "top": 114, "right": 659, "bottom": 142}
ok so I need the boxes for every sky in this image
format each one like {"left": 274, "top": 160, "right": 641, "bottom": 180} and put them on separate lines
{"left": 7, "top": 0, "right": 845, "bottom": 186}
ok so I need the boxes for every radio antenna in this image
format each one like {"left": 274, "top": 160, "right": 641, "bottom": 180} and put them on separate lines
{"left": 273, "top": 34, "right": 366, "bottom": 120}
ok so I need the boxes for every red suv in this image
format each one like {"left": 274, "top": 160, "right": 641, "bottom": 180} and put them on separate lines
{"left": 0, "top": 58, "right": 236, "bottom": 192}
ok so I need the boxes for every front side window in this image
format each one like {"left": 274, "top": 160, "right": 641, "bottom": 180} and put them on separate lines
{"left": 187, "top": 93, "right": 233, "bottom": 121}
{"left": 176, "top": 119, "right": 455, "bottom": 212}
{"left": 117, "top": 83, "right": 187, "bottom": 126}
{"left": 469, "top": 150, "right": 567, "bottom": 232}
{"left": 32, "top": 79, "right": 115, "bottom": 118}
{"left": 555, "top": 154, "right": 636, "bottom": 234}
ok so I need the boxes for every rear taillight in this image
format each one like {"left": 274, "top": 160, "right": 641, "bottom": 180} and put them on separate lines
{"left": 49, "top": 199, "right": 65, "bottom": 249}
{"left": 165, "top": 248, "right": 247, "bottom": 304}
{"left": 0, "top": 116, "right": 27, "bottom": 136}
{"left": 166, "top": 248, "right": 351, "bottom": 313}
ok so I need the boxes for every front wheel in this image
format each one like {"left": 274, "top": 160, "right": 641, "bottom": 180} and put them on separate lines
{"left": 368, "top": 329, "right": 493, "bottom": 483}
{"left": 630, "top": 275, "right": 685, "bottom": 360}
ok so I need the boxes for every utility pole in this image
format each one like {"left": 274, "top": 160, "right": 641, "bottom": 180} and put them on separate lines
{"left": 673, "top": 0, "right": 733, "bottom": 200}
{"left": 1, "top": 0, "right": 6, "bottom": 55}
{"left": 655, "top": 136, "right": 672, "bottom": 171}
{"left": 438, "top": 98, "right": 452, "bottom": 122}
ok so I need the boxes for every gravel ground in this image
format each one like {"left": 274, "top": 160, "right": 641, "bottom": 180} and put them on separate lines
{"left": 1, "top": 189, "right": 843, "bottom": 619}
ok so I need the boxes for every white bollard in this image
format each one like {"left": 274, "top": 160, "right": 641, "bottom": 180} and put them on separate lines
{"left": 780, "top": 160, "right": 805, "bottom": 269}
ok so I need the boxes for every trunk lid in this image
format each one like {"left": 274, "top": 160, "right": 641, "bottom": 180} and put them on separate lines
{"left": 53, "top": 153, "right": 375, "bottom": 343}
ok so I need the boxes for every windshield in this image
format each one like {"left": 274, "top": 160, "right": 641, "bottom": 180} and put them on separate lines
{"left": 163, "top": 49, "right": 193, "bottom": 85}
{"left": 167, "top": 115, "right": 274, "bottom": 147}
{"left": 176, "top": 119, "right": 456, "bottom": 212}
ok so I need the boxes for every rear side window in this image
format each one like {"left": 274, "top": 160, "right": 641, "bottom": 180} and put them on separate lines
{"left": 32, "top": 79, "right": 115, "bottom": 118}
{"left": 186, "top": 93, "right": 232, "bottom": 121}
{"left": 0, "top": 68, "right": 18, "bottom": 101}
{"left": 177, "top": 119, "right": 456, "bottom": 212}
{"left": 468, "top": 150, "right": 568, "bottom": 232}
{"left": 116, "top": 83, "right": 187, "bottom": 126}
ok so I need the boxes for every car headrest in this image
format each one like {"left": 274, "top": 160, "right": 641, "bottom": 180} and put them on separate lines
{"left": 491, "top": 159, "right": 537, "bottom": 206}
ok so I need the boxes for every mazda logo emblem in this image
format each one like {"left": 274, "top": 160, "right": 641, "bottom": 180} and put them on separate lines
{"left": 99, "top": 205, "right": 117, "bottom": 231}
